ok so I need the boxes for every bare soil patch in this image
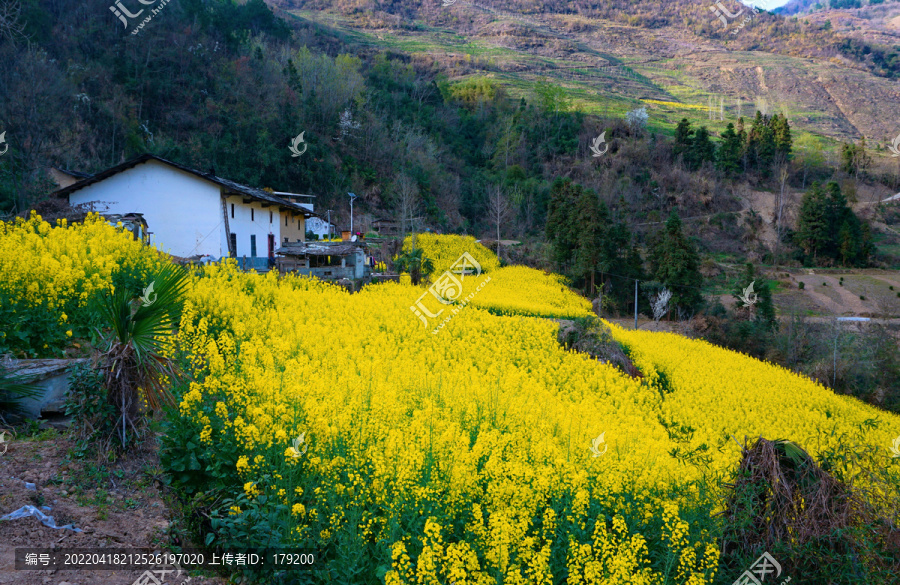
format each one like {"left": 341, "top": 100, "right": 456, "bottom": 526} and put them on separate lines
{"left": 0, "top": 431, "right": 227, "bottom": 585}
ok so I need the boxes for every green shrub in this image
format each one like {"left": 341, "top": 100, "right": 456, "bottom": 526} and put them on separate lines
{"left": 799, "top": 281, "right": 805, "bottom": 289}
{"left": 63, "top": 362, "right": 116, "bottom": 457}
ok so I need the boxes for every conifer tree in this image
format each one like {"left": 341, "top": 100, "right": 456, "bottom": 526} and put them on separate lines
{"left": 674, "top": 118, "right": 694, "bottom": 166}
{"left": 772, "top": 113, "right": 793, "bottom": 162}
{"left": 716, "top": 123, "right": 742, "bottom": 175}
{"left": 693, "top": 127, "right": 716, "bottom": 168}
{"left": 794, "top": 181, "right": 873, "bottom": 266}
{"left": 794, "top": 182, "right": 829, "bottom": 262}
{"left": 647, "top": 211, "right": 703, "bottom": 313}
{"left": 736, "top": 117, "right": 748, "bottom": 172}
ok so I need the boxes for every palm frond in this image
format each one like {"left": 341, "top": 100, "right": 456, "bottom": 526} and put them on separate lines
{"left": 96, "top": 263, "right": 189, "bottom": 448}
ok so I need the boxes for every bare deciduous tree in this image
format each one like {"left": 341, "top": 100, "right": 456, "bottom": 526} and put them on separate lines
{"left": 395, "top": 173, "right": 421, "bottom": 250}
{"left": 0, "top": 0, "right": 28, "bottom": 46}
{"left": 487, "top": 185, "right": 511, "bottom": 260}
{"left": 775, "top": 164, "right": 789, "bottom": 264}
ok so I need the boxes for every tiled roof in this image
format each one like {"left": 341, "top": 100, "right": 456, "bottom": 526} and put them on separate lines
{"left": 53, "top": 154, "right": 319, "bottom": 217}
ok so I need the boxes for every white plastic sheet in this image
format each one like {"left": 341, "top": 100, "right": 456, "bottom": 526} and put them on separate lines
{"left": 0, "top": 505, "right": 82, "bottom": 531}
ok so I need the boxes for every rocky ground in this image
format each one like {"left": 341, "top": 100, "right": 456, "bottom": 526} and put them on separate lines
{"left": 0, "top": 429, "right": 228, "bottom": 585}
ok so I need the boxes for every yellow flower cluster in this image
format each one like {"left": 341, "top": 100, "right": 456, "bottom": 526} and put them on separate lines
{"left": 0, "top": 212, "right": 165, "bottom": 310}
{"left": 606, "top": 323, "right": 900, "bottom": 501}
{"left": 174, "top": 262, "right": 717, "bottom": 582}
{"left": 402, "top": 233, "right": 501, "bottom": 275}
{"left": 469, "top": 266, "right": 592, "bottom": 319}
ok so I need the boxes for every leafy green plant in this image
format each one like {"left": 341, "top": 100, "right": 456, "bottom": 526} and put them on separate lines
{"left": 393, "top": 246, "right": 434, "bottom": 285}
{"left": 97, "top": 263, "right": 188, "bottom": 449}
{"left": 63, "top": 362, "right": 117, "bottom": 457}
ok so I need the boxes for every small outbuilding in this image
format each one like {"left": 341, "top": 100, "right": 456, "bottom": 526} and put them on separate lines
{"left": 275, "top": 241, "right": 371, "bottom": 280}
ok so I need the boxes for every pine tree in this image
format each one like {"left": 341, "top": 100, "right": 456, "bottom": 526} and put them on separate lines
{"left": 794, "top": 182, "right": 829, "bottom": 262}
{"left": 693, "top": 127, "right": 716, "bottom": 168}
{"left": 772, "top": 113, "right": 793, "bottom": 162}
{"left": 795, "top": 181, "right": 874, "bottom": 266}
{"left": 736, "top": 117, "right": 748, "bottom": 172}
{"left": 716, "top": 123, "right": 742, "bottom": 175}
{"left": 647, "top": 211, "right": 703, "bottom": 313}
{"left": 674, "top": 118, "right": 695, "bottom": 167}
{"left": 546, "top": 179, "right": 643, "bottom": 312}
{"left": 546, "top": 178, "right": 579, "bottom": 269}
{"left": 573, "top": 187, "right": 610, "bottom": 296}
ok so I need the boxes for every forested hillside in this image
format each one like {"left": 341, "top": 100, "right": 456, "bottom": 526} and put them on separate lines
{"left": 1, "top": 0, "right": 898, "bottom": 245}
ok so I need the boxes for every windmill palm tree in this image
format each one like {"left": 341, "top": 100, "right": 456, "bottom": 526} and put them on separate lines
{"left": 97, "top": 263, "right": 188, "bottom": 448}
{"left": 394, "top": 247, "right": 434, "bottom": 285}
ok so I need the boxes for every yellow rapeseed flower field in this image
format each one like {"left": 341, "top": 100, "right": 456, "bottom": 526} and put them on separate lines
{"left": 3, "top": 221, "right": 898, "bottom": 583}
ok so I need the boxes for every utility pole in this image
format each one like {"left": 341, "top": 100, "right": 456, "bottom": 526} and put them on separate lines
{"left": 634, "top": 279, "right": 639, "bottom": 329}
{"left": 348, "top": 193, "right": 357, "bottom": 235}
{"left": 833, "top": 317, "right": 838, "bottom": 388}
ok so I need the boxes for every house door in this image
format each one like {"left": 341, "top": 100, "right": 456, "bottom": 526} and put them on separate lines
{"left": 268, "top": 234, "right": 275, "bottom": 268}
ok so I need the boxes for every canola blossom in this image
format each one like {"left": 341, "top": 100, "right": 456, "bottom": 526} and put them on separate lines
{"left": 3, "top": 220, "right": 898, "bottom": 583}
{"left": 175, "top": 264, "right": 718, "bottom": 583}
{"left": 0, "top": 213, "right": 166, "bottom": 354}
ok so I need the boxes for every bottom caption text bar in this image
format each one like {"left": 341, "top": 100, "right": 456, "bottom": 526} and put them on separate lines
{"left": 16, "top": 548, "right": 319, "bottom": 570}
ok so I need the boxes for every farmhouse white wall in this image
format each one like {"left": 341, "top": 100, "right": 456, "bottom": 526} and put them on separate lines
{"left": 222, "top": 195, "right": 288, "bottom": 259}
{"left": 67, "top": 160, "right": 223, "bottom": 258}
{"left": 66, "top": 159, "right": 303, "bottom": 259}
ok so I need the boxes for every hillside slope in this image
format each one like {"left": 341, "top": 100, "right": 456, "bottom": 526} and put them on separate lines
{"left": 281, "top": 0, "right": 900, "bottom": 146}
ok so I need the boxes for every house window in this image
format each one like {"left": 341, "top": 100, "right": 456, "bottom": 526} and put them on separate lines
{"left": 283, "top": 237, "right": 288, "bottom": 243}
{"left": 229, "top": 233, "right": 237, "bottom": 257}
{"left": 250, "top": 234, "right": 257, "bottom": 257}
{"left": 269, "top": 211, "right": 273, "bottom": 223}
{"left": 251, "top": 208, "right": 255, "bottom": 221}
{"left": 285, "top": 215, "right": 288, "bottom": 226}
{"left": 231, "top": 203, "right": 234, "bottom": 219}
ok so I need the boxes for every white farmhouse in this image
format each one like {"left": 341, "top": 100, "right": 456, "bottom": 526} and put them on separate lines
{"left": 54, "top": 154, "right": 319, "bottom": 266}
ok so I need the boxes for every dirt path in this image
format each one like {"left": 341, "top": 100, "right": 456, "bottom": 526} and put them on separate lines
{"left": 0, "top": 433, "right": 227, "bottom": 585}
